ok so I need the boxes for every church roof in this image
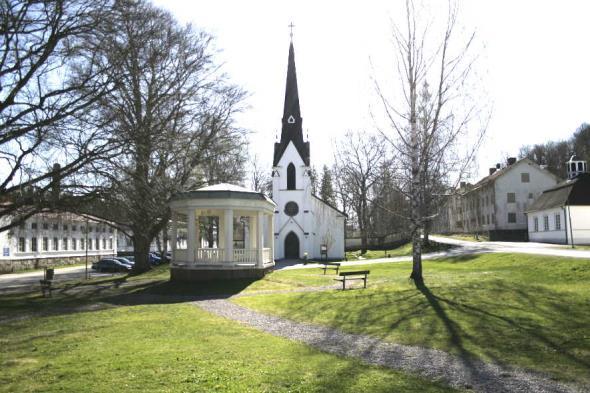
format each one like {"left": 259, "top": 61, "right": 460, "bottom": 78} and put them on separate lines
{"left": 526, "top": 173, "right": 590, "bottom": 212}
{"left": 273, "top": 40, "right": 310, "bottom": 167}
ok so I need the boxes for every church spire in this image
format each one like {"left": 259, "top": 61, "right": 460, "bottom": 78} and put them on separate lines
{"left": 274, "top": 37, "right": 310, "bottom": 167}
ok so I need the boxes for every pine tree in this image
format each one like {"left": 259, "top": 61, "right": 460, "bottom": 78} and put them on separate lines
{"left": 319, "top": 165, "right": 336, "bottom": 205}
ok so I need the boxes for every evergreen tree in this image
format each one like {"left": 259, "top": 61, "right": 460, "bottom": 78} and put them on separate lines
{"left": 319, "top": 165, "right": 336, "bottom": 205}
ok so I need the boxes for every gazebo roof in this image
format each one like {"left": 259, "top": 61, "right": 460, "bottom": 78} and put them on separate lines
{"left": 171, "top": 183, "right": 275, "bottom": 205}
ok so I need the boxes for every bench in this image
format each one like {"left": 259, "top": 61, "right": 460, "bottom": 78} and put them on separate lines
{"left": 334, "top": 270, "right": 370, "bottom": 290}
{"left": 39, "top": 279, "right": 53, "bottom": 297}
{"left": 319, "top": 262, "right": 341, "bottom": 275}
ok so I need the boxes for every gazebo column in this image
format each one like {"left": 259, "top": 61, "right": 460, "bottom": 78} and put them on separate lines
{"left": 195, "top": 213, "right": 200, "bottom": 256}
{"left": 266, "top": 213, "right": 274, "bottom": 264}
{"left": 224, "top": 209, "right": 234, "bottom": 263}
{"left": 171, "top": 213, "right": 178, "bottom": 262}
{"left": 187, "top": 209, "right": 196, "bottom": 263}
{"left": 257, "top": 211, "right": 264, "bottom": 267}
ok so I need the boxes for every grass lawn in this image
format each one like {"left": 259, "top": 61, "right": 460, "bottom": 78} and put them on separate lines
{"left": 234, "top": 253, "right": 590, "bottom": 385}
{"left": 0, "top": 303, "right": 459, "bottom": 392}
{"left": 433, "top": 234, "right": 490, "bottom": 242}
{"left": 345, "top": 241, "right": 452, "bottom": 261}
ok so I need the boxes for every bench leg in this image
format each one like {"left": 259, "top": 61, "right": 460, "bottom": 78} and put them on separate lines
{"left": 364, "top": 276, "right": 367, "bottom": 289}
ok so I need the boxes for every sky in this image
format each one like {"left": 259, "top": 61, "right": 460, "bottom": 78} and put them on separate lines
{"left": 153, "top": 0, "right": 590, "bottom": 181}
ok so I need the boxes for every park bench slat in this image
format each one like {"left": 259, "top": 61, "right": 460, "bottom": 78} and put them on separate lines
{"left": 333, "top": 270, "right": 370, "bottom": 290}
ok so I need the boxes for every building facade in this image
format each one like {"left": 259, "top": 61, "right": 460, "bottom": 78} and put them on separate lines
{"left": 0, "top": 212, "right": 117, "bottom": 273}
{"left": 527, "top": 156, "right": 590, "bottom": 245}
{"left": 271, "top": 40, "right": 346, "bottom": 260}
{"left": 436, "top": 158, "right": 561, "bottom": 240}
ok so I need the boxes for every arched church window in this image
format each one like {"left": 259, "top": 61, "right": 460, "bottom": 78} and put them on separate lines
{"left": 287, "top": 163, "right": 296, "bottom": 190}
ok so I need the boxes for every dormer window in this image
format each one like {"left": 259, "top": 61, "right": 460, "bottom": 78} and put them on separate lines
{"left": 287, "top": 163, "right": 296, "bottom": 190}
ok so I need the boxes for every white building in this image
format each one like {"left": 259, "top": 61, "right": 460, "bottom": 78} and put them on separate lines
{"left": 0, "top": 211, "right": 117, "bottom": 273}
{"left": 527, "top": 156, "right": 590, "bottom": 245}
{"left": 271, "top": 39, "right": 346, "bottom": 260}
{"left": 436, "top": 158, "right": 560, "bottom": 240}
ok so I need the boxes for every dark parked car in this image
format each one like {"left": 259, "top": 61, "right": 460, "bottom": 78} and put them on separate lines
{"left": 92, "top": 258, "right": 131, "bottom": 273}
{"left": 113, "top": 257, "right": 134, "bottom": 267}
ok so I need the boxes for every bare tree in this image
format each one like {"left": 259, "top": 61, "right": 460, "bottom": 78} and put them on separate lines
{"left": 0, "top": 0, "right": 116, "bottom": 231}
{"left": 334, "top": 131, "right": 386, "bottom": 254}
{"left": 375, "top": 1, "right": 487, "bottom": 284}
{"left": 249, "top": 153, "right": 271, "bottom": 194}
{"left": 87, "top": 0, "right": 246, "bottom": 272}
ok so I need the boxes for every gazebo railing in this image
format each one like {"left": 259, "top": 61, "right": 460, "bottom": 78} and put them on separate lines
{"left": 196, "top": 248, "right": 225, "bottom": 263}
{"left": 233, "top": 249, "right": 257, "bottom": 264}
{"left": 262, "top": 248, "right": 272, "bottom": 264}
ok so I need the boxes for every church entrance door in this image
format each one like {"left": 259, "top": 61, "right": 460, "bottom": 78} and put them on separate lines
{"left": 284, "top": 232, "right": 300, "bottom": 259}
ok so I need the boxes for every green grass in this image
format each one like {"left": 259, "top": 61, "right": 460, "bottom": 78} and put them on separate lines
{"left": 434, "top": 233, "right": 489, "bottom": 242}
{"left": 0, "top": 304, "right": 459, "bottom": 392}
{"left": 234, "top": 253, "right": 590, "bottom": 385}
{"left": 345, "top": 241, "right": 451, "bottom": 261}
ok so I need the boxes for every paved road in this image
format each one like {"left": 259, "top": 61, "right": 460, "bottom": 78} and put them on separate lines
{"left": 0, "top": 265, "right": 120, "bottom": 294}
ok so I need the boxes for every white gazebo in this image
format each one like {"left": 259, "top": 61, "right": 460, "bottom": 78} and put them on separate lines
{"left": 169, "top": 184, "right": 276, "bottom": 281}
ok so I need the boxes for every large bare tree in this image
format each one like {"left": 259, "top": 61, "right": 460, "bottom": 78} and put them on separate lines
{"left": 375, "top": 1, "right": 487, "bottom": 284}
{"left": 88, "top": 0, "right": 246, "bottom": 272}
{"left": 0, "top": 0, "right": 116, "bottom": 231}
{"left": 334, "top": 131, "right": 386, "bottom": 254}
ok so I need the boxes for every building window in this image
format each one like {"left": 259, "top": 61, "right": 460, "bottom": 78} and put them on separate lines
{"left": 31, "top": 237, "right": 38, "bottom": 252}
{"left": 43, "top": 237, "right": 49, "bottom": 251}
{"left": 63, "top": 224, "right": 68, "bottom": 231}
{"left": 534, "top": 217, "right": 539, "bottom": 232}
{"left": 88, "top": 239, "right": 92, "bottom": 250}
{"left": 18, "top": 237, "right": 25, "bottom": 252}
{"left": 81, "top": 238, "right": 85, "bottom": 250}
{"left": 63, "top": 238, "right": 68, "bottom": 250}
{"left": 287, "top": 163, "right": 296, "bottom": 190}
{"left": 109, "top": 239, "right": 113, "bottom": 249}
{"left": 507, "top": 193, "right": 516, "bottom": 203}
{"left": 555, "top": 214, "right": 561, "bottom": 230}
{"left": 284, "top": 201, "right": 299, "bottom": 216}
{"left": 508, "top": 213, "right": 517, "bottom": 223}
{"left": 72, "top": 238, "right": 77, "bottom": 251}
{"left": 52, "top": 223, "right": 58, "bottom": 230}
{"left": 96, "top": 238, "right": 100, "bottom": 250}
{"left": 31, "top": 222, "right": 38, "bottom": 230}
{"left": 72, "top": 225, "right": 77, "bottom": 231}
{"left": 521, "top": 173, "right": 530, "bottom": 183}
{"left": 528, "top": 193, "right": 533, "bottom": 199}
{"left": 88, "top": 226, "right": 93, "bottom": 233}
{"left": 102, "top": 238, "right": 106, "bottom": 249}
{"left": 543, "top": 215, "right": 549, "bottom": 231}
{"left": 18, "top": 222, "right": 25, "bottom": 229}
{"left": 53, "top": 237, "right": 59, "bottom": 251}
{"left": 43, "top": 222, "right": 49, "bottom": 230}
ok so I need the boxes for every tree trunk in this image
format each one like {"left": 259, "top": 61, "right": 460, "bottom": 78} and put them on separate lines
{"left": 133, "top": 234, "right": 152, "bottom": 273}
{"left": 410, "top": 231, "right": 423, "bottom": 284}
{"left": 423, "top": 220, "right": 431, "bottom": 245}
{"left": 161, "top": 226, "right": 169, "bottom": 264}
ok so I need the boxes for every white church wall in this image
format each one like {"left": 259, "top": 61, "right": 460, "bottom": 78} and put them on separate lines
{"left": 310, "top": 197, "right": 345, "bottom": 259}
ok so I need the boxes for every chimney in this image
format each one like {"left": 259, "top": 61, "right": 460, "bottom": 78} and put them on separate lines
{"left": 489, "top": 167, "right": 496, "bottom": 176}
{"left": 507, "top": 157, "right": 516, "bottom": 166}
{"left": 496, "top": 163, "right": 501, "bottom": 169}
{"left": 460, "top": 181, "right": 466, "bottom": 188}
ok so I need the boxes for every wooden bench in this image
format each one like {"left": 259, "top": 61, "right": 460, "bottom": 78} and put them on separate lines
{"left": 334, "top": 270, "right": 370, "bottom": 290}
{"left": 39, "top": 279, "right": 53, "bottom": 297}
{"left": 319, "top": 262, "right": 341, "bottom": 275}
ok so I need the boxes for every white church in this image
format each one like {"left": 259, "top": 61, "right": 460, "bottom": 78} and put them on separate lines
{"left": 271, "top": 39, "right": 346, "bottom": 260}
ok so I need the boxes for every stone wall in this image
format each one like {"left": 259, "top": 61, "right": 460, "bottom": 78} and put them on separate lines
{"left": 0, "top": 254, "right": 112, "bottom": 274}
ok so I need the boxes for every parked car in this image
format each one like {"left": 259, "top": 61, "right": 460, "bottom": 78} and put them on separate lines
{"left": 92, "top": 258, "right": 132, "bottom": 273}
{"left": 149, "top": 252, "right": 162, "bottom": 265}
{"left": 113, "top": 257, "right": 134, "bottom": 267}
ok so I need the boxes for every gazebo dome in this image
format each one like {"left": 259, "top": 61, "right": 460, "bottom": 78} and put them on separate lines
{"left": 169, "top": 183, "right": 276, "bottom": 281}
{"left": 566, "top": 154, "right": 587, "bottom": 180}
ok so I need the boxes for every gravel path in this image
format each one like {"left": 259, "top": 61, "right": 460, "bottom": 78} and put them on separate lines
{"left": 195, "top": 298, "right": 585, "bottom": 393}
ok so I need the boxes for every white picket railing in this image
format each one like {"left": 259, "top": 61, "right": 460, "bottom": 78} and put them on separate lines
{"left": 196, "top": 248, "right": 225, "bottom": 263}
{"left": 233, "top": 249, "right": 257, "bottom": 264}
{"left": 262, "top": 248, "right": 272, "bottom": 264}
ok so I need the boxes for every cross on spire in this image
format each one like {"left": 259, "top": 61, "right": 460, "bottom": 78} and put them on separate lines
{"left": 288, "top": 22, "right": 295, "bottom": 39}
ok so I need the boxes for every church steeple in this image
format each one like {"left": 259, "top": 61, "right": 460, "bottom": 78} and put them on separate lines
{"left": 273, "top": 39, "right": 310, "bottom": 167}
